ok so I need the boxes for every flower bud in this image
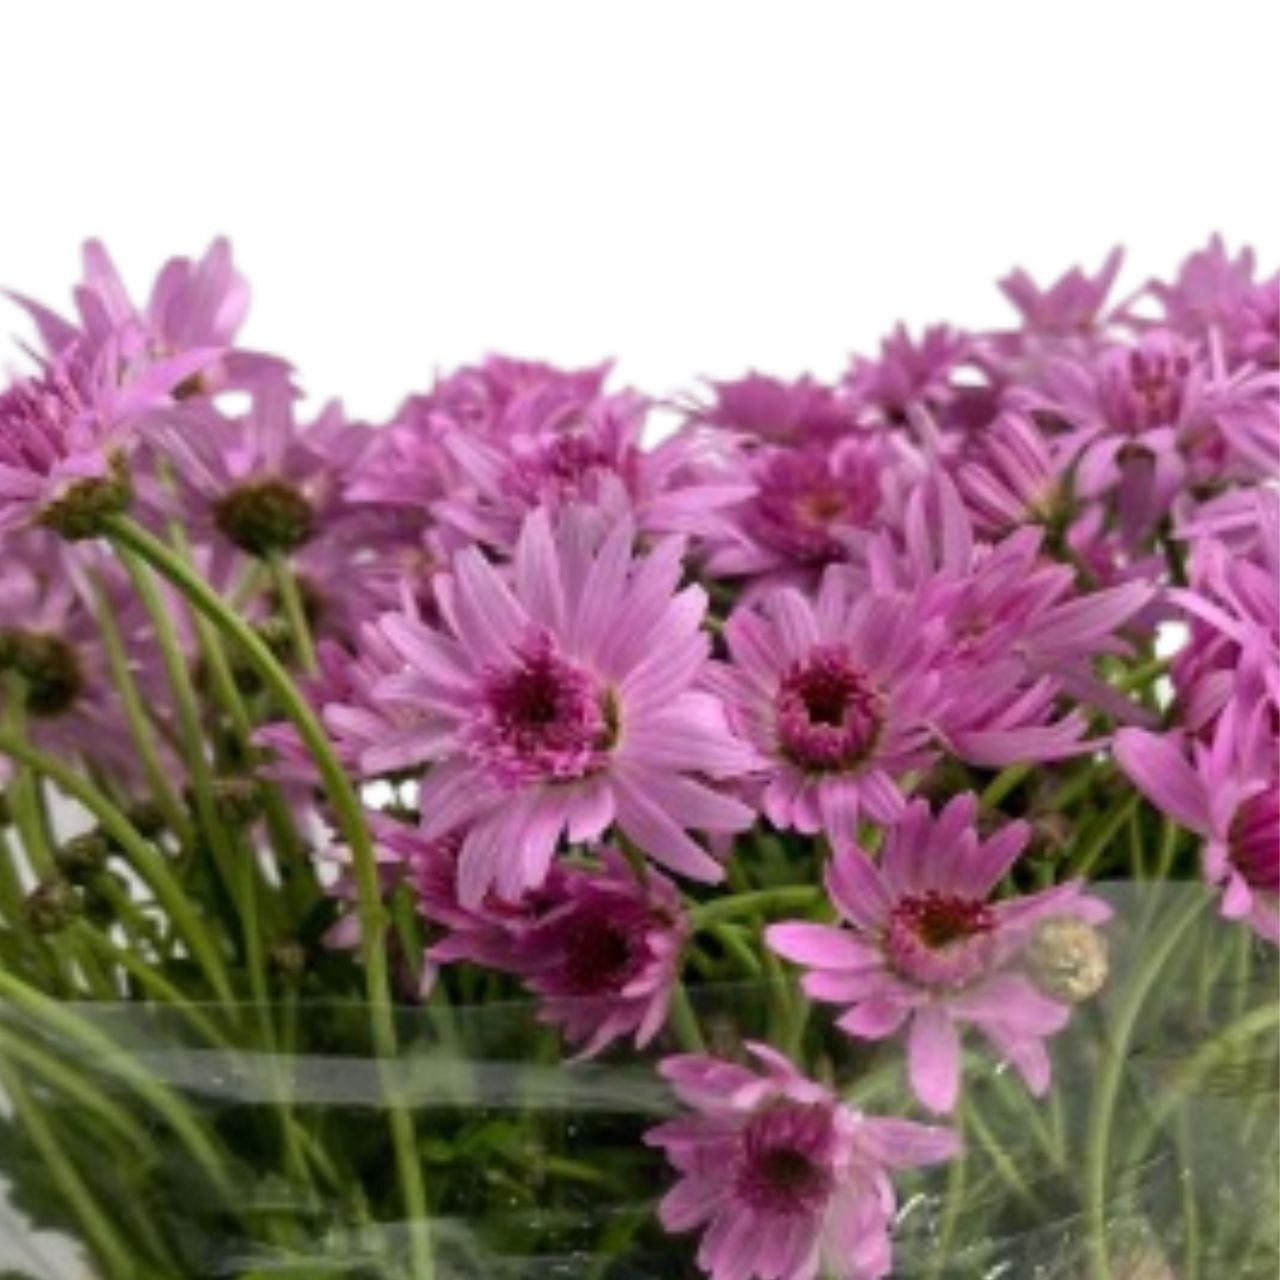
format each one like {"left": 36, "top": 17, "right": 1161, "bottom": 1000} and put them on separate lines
{"left": 0, "top": 632, "right": 84, "bottom": 716}
{"left": 1026, "top": 916, "right": 1109, "bottom": 1003}
{"left": 211, "top": 776, "right": 265, "bottom": 827}
{"left": 55, "top": 831, "right": 112, "bottom": 881}
{"left": 24, "top": 878, "right": 82, "bottom": 935}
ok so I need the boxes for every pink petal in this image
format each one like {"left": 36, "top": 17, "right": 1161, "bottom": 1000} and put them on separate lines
{"left": 908, "top": 1007, "right": 961, "bottom": 1113}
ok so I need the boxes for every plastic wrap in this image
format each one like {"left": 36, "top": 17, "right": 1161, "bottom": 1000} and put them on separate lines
{"left": 0, "top": 885, "right": 1275, "bottom": 1279}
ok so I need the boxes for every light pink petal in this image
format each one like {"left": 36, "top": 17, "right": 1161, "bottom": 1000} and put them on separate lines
{"left": 908, "top": 1007, "right": 961, "bottom": 1113}
{"left": 766, "top": 923, "right": 877, "bottom": 970}
{"left": 1114, "top": 728, "right": 1215, "bottom": 835}
{"left": 836, "top": 996, "right": 912, "bottom": 1040}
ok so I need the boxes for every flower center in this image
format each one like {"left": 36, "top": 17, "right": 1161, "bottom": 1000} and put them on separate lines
{"left": 0, "top": 632, "right": 84, "bottom": 716}
{"left": 1229, "top": 790, "right": 1280, "bottom": 895}
{"left": 557, "top": 912, "right": 645, "bottom": 995}
{"left": 736, "top": 1103, "right": 836, "bottom": 1216}
{"left": 775, "top": 646, "right": 883, "bottom": 773}
{"left": 886, "top": 891, "right": 995, "bottom": 989}
{"left": 473, "top": 635, "right": 615, "bottom": 786}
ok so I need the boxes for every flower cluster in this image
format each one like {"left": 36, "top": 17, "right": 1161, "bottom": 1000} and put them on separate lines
{"left": 0, "top": 237, "right": 1274, "bottom": 1280}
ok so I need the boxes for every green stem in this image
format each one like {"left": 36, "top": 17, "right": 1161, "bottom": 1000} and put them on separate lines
{"left": 1083, "top": 889, "right": 1208, "bottom": 1280}
{"left": 115, "top": 543, "right": 248, "bottom": 924}
{"left": 690, "top": 885, "right": 823, "bottom": 930}
{"left": 0, "top": 729, "right": 233, "bottom": 1003}
{"left": 0, "top": 966, "right": 234, "bottom": 1199}
{"left": 0, "top": 1054, "right": 139, "bottom": 1280}
{"left": 980, "top": 761, "right": 1033, "bottom": 810}
{"left": 268, "top": 548, "right": 318, "bottom": 675}
{"left": 3, "top": 681, "right": 56, "bottom": 879}
{"left": 89, "top": 571, "right": 194, "bottom": 845}
{"left": 102, "top": 513, "right": 435, "bottom": 1279}
{"left": 669, "top": 982, "right": 705, "bottom": 1052}
{"left": 1069, "top": 792, "right": 1141, "bottom": 878}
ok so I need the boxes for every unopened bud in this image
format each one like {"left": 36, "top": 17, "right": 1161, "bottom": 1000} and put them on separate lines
{"left": 24, "top": 878, "right": 82, "bottom": 935}
{"left": 211, "top": 776, "right": 265, "bottom": 826}
{"left": 55, "top": 832, "right": 111, "bottom": 881}
{"left": 269, "top": 939, "right": 308, "bottom": 982}
{"left": 1026, "top": 916, "right": 1109, "bottom": 1003}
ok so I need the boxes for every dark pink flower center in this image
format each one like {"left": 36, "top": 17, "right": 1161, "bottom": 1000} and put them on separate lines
{"left": 473, "top": 636, "right": 615, "bottom": 785}
{"left": 775, "top": 646, "right": 883, "bottom": 773}
{"left": 886, "top": 891, "right": 996, "bottom": 989}
{"left": 555, "top": 910, "right": 647, "bottom": 996}
{"left": 735, "top": 1103, "right": 836, "bottom": 1216}
{"left": 1230, "top": 790, "right": 1279, "bottom": 894}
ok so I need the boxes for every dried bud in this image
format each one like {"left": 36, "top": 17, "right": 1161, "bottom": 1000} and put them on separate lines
{"left": 24, "top": 878, "right": 82, "bottom": 935}
{"left": 1026, "top": 916, "right": 1109, "bottom": 1003}
{"left": 125, "top": 800, "right": 169, "bottom": 840}
{"left": 211, "top": 776, "right": 265, "bottom": 826}
{"left": 214, "top": 480, "right": 314, "bottom": 556}
{"left": 269, "top": 939, "right": 308, "bottom": 982}
{"left": 1027, "top": 812, "right": 1073, "bottom": 863}
{"left": 55, "top": 831, "right": 112, "bottom": 881}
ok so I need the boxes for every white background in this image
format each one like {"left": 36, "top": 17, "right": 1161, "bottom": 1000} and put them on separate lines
{"left": 0, "top": 3, "right": 1276, "bottom": 1274}
{"left": 2, "top": 2, "right": 1277, "bottom": 425}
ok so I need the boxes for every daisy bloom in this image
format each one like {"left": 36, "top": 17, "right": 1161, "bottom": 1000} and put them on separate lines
{"left": 1116, "top": 704, "right": 1278, "bottom": 945}
{"left": 767, "top": 794, "right": 1111, "bottom": 1113}
{"left": 507, "top": 848, "right": 689, "bottom": 1056}
{"left": 706, "top": 571, "right": 942, "bottom": 840}
{"left": 367, "top": 509, "right": 756, "bottom": 905}
{"left": 646, "top": 1043, "right": 957, "bottom": 1280}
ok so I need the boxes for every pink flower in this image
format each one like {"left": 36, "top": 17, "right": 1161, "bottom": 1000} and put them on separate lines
{"left": 687, "top": 373, "right": 859, "bottom": 449}
{"left": 10, "top": 238, "right": 289, "bottom": 397}
{"left": 151, "top": 381, "right": 372, "bottom": 557}
{"left": 843, "top": 324, "right": 975, "bottom": 428}
{"left": 1116, "top": 707, "right": 1278, "bottom": 944}
{"left": 506, "top": 848, "right": 688, "bottom": 1056}
{"left": 1144, "top": 235, "right": 1280, "bottom": 370}
{"left": 767, "top": 794, "right": 1111, "bottom": 1112}
{"left": 997, "top": 246, "right": 1124, "bottom": 341}
{"left": 646, "top": 1043, "right": 957, "bottom": 1280}
{"left": 707, "top": 571, "right": 943, "bottom": 840}
{"left": 0, "top": 338, "right": 216, "bottom": 536}
{"left": 432, "top": 384, "right": 748, "bottom": 554}
{"left": 365, "top": 509, "right": 756, "bottom": 905}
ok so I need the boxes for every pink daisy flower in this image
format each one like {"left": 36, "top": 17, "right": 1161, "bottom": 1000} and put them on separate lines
{"left": 646, "top": 1043, "right": 957, "bottom": 1280}
{"left": 686, "top": 373, "right": 860, "bottom": 449}
{"left": 0, "top": 337, "right": 216, "bottom": 537}
{"left": 10, "top": 238, "right": 290, "bottom": 398}
{"left": 997, "top": 246, "right": 1124, "bottom": 341}
{"left": 1116, "top": 704, "right": 1278, "bottom": 945}
{"left": 767, "top": 794, "right": 1111, "bottom": 1113}
{"left": 366, "top": 509, "right": 756, "bottom": 905}
{"left": 706, "top": 572, "right": 943, "bottom": 840}
{"left": 506, "top": 847, "right": 689, "bottom": 1056}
